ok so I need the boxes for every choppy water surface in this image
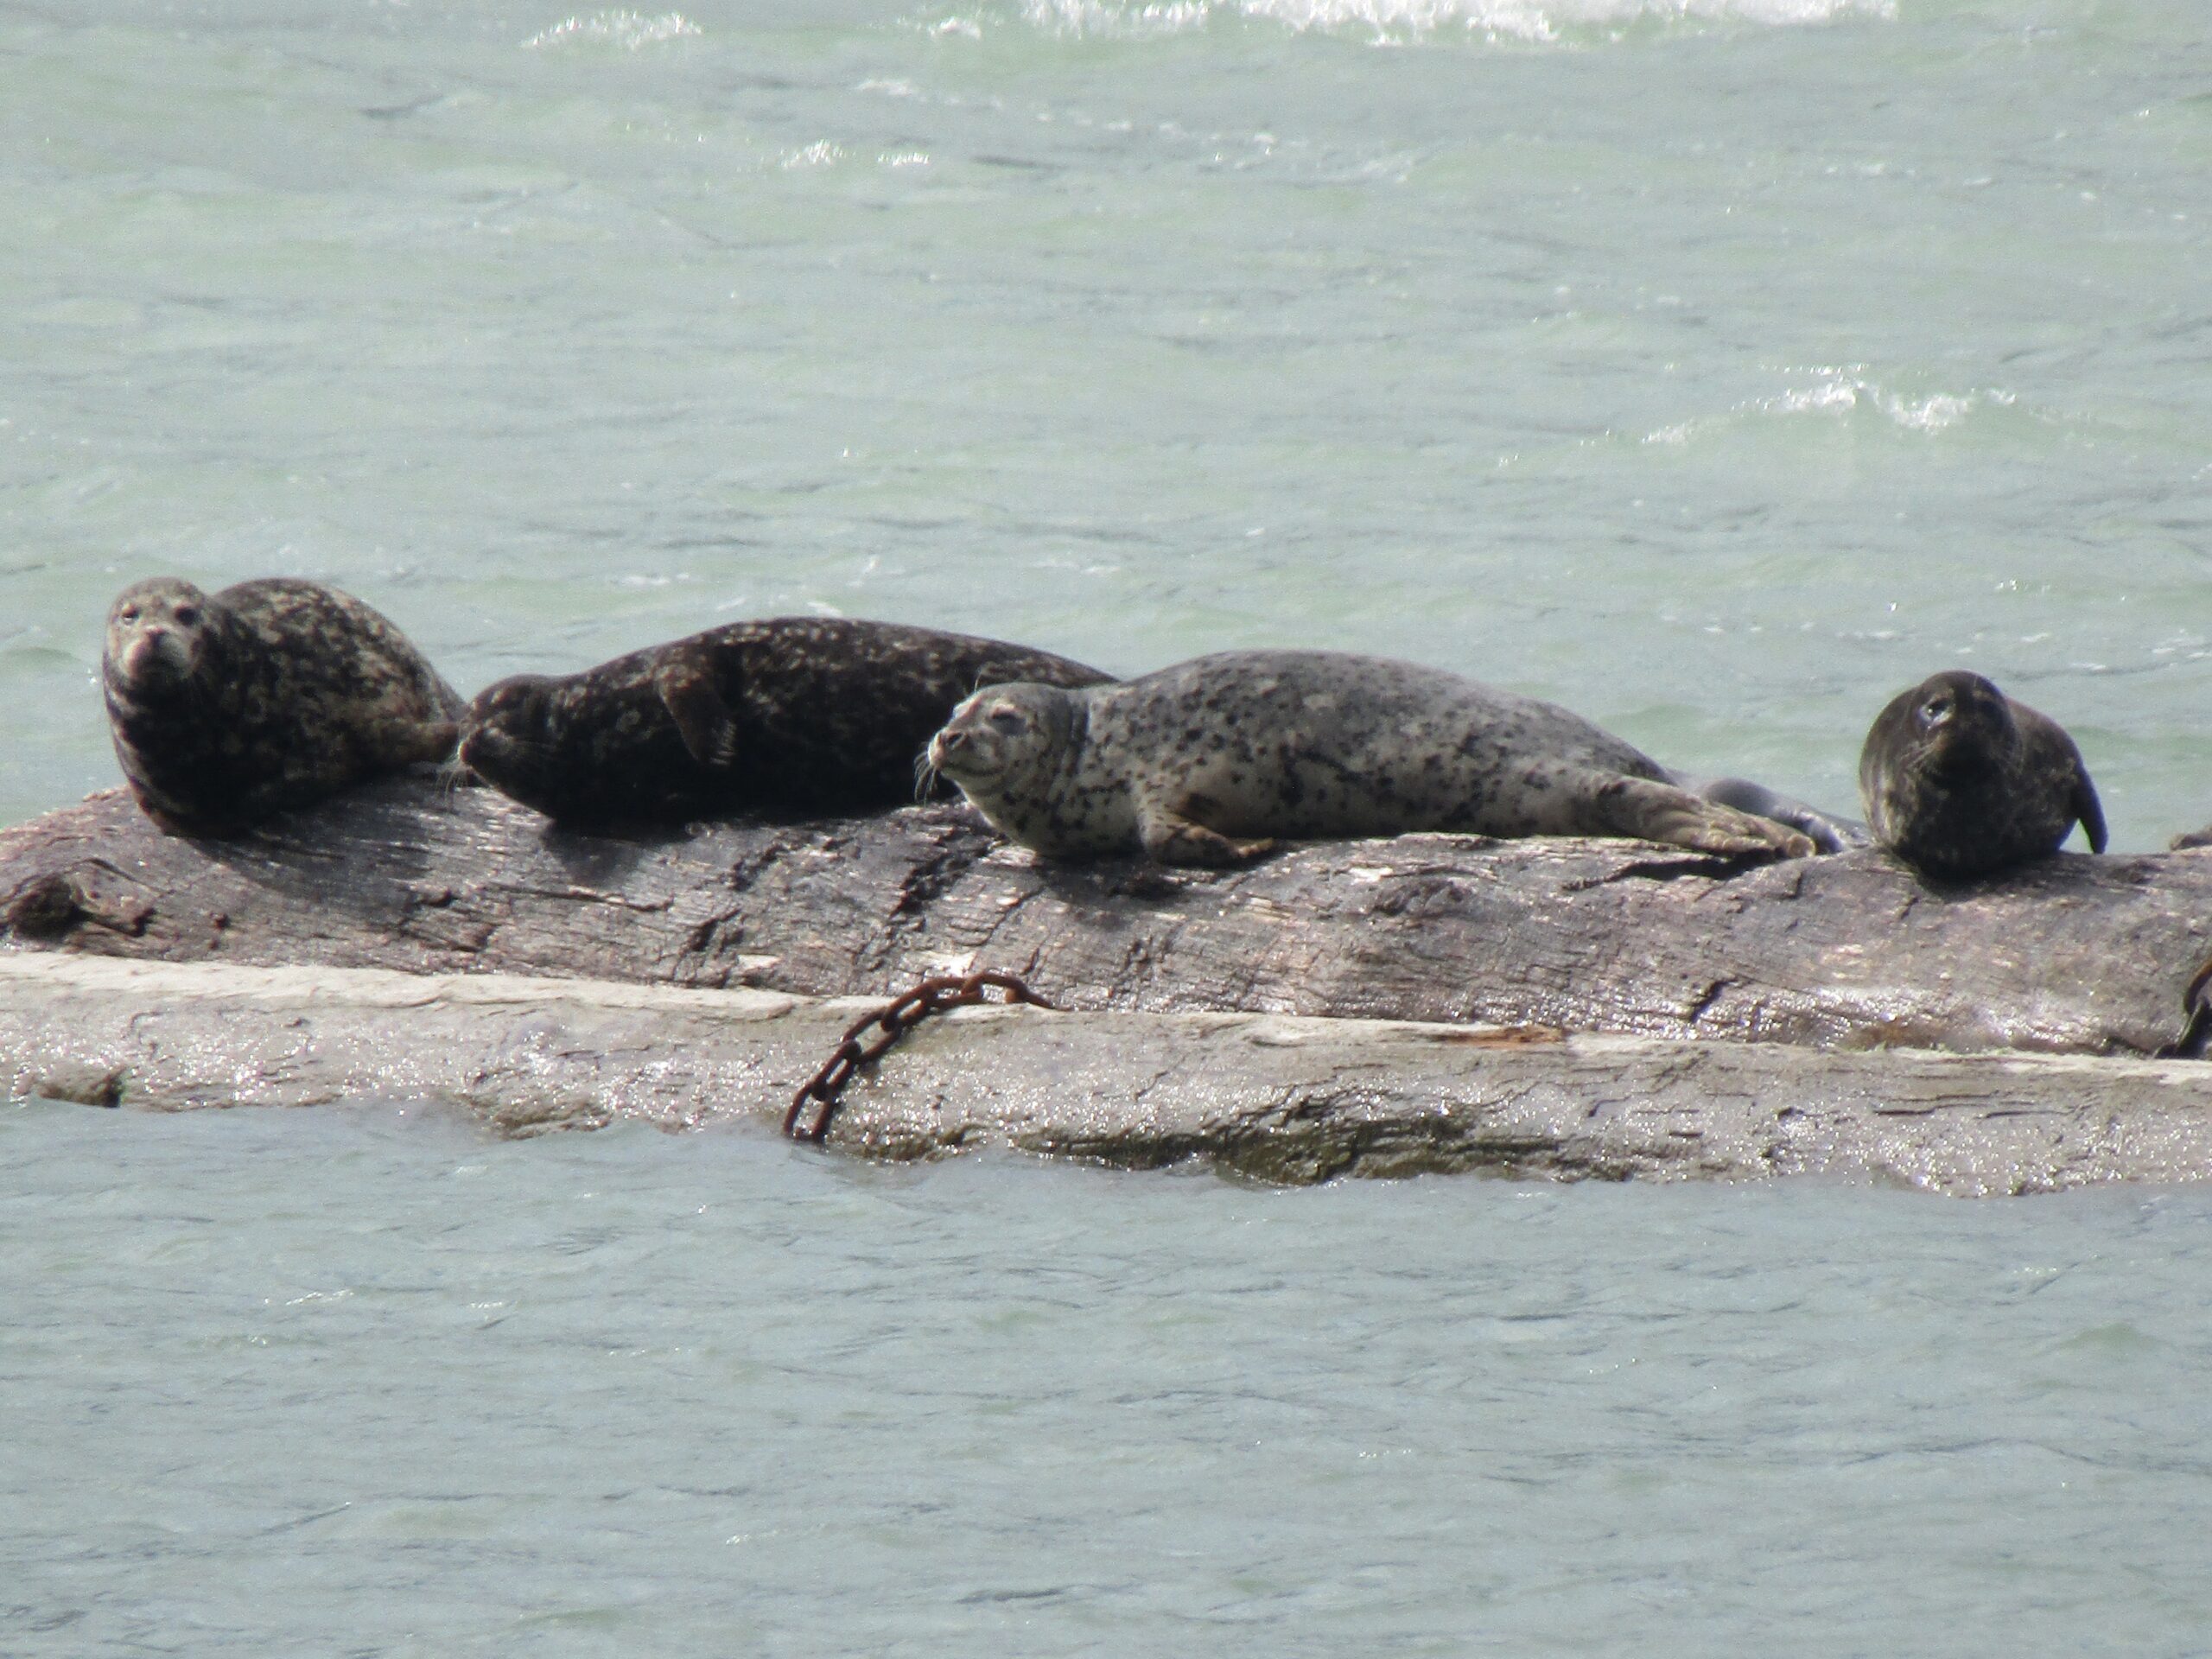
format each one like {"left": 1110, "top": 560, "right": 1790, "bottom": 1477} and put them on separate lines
{"left": 3, "top": 0, "right": 2210, "bottom": 838}
{"left": 5, "top": 2, "right": 2212, "bottom": 1649}
{"left": 5, "top": 1100, "right": 2212, "bottom": 1655}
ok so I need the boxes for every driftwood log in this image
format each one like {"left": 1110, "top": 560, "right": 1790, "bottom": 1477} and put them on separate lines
{"left": 3, "top": 781, "right": 2212, "bottom": 1190}
{"left": 3, "top": 781, "right": 2209, "bottom": 1053}
{"left": 8, "top": 954, "right": 2212, "bottom": 1197}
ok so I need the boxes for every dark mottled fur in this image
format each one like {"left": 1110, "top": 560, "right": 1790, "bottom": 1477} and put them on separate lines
{"left": 928, "top": 649, "right": 1827, "bottom": 867}
{"left": 1859, "top": 670, "right": 2106, "bottom": 880}
{"left": 102, "top": 576, "right": 463, "bottom": 836}
{"left": 460, "top": 616, "right": 1113, "bottom": 827}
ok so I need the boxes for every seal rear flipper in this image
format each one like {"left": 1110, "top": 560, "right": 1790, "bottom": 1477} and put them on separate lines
{"left": 654, "top": 656, "right": 741, "bottom": 770}
{"left": 1136, "top": 798, "right": 1274, "bottom": 868}
{"left": 1669, "top": 772, "right": 1870, "bottom": 855}
{"left": 1587, "top": 774, "right": 1815, "bottom": 860}
{"left": 2074, "top": 770, "right": 2109, "bottom": 855}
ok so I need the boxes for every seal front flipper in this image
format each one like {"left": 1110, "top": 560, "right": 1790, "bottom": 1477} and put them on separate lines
{"left": 653, "top": 652, "right": 740, "bottom": 770}
{"left": 1136, "top": 798, "right": 1275, "bottom": 868}
{"left": 1585, "top": 774, "right": 1815, "bottom": 860}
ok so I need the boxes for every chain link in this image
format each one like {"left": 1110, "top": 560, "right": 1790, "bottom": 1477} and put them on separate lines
{"left": 784, "top": 969, "right": 1058, "bottom": 1142}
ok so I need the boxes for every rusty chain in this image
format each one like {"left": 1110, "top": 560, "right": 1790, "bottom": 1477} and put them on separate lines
{"left": 784, "top": 969, "right": 1057, "bottom": 1143}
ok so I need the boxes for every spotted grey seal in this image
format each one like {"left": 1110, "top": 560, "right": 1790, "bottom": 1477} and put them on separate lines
{"left": 459, "top": 616, "right": 1112, "bottom": 827}
{"left": 1858, "top": 669, "right": 2107, "bottom": 879}
{"left": 102, "top": 576, "right": 464, "bottom": 836}
{"left": 925, "top": 648, "right": 1825, "bottom": 866}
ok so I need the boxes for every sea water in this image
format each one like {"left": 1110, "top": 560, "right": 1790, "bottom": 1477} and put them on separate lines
{"left": 3, "top": 1, "right": 2210, "bottom": 1649}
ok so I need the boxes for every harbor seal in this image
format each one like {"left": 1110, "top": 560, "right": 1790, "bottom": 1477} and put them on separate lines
{"left": 925, "top": 648, "right": 1822, "bottom": 867}
{"left": 102, "top": 576, "right": 463, "bottom": 836}
{"left": 1858, "top": 669, "right": 2107, "bottom": 879}
{"left": 459, "top": 616, "right": 1113, "bottom": 827}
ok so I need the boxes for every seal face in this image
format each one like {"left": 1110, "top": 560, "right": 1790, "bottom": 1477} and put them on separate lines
{"left": 927, "top": 649, "right": 1823, "bottom": 867}
{"left": 1858, "top": 669, "right": 2107, "bottom": 880}
{"left": 102, "top": 576, "right": 464, "bottom": 836}
{"left": 457, "top": 616, "right": 1113, "bottom": 827}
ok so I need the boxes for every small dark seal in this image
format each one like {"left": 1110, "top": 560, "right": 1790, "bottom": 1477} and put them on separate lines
{"left": 103, "top": 576, "right": 463, "bottom": 836}
{"left": 925, "top": 648, "right": 1823, "bottom": 867}
{"left": 1858, "top": 670, "right": 2107, "bottom": 880}
{"left": 458, "top": 617, "right": 1113, "bottom": 827}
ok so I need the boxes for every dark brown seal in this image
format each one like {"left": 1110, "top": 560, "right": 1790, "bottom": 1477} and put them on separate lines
{"left": 458, "top": 616, "right": 1113, "bottom": 827}
{"left": 926, "top": 648, "right": 1824, "bottom": 867}
{"left": 102, "top": 576, "right": 463, "bottom": 836}
{"left": 1859, "top": 670, "right": 2107, "bottom": 880}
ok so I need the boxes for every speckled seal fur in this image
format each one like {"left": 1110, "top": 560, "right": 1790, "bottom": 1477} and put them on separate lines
{"left": 927, "top": 648, "right": 1825, "bottom": 867}
{"left": 1859, "top": 669, "right": 2106, "bottom": 880}
{"left": 103, "top": 576, "right": 463, "bottom": 836}
{"left": 460, "top": 616, "right": 1112, "bottom": 828}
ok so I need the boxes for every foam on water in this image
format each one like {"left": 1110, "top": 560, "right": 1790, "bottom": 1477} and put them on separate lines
{"left": 1010, "top": 0, "right": 1894, "bottom": 42}
{"left": 1644, "top": 370, "right": 2012, "bottom": 447}
{"left": 522, "top": 11, "right": 705, "bottom": 51}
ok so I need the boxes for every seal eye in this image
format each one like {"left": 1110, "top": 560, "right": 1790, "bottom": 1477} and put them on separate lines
{"left": 1920, "top": 696, "right": 1952, "bottom": 729}
{"left": 174, "top": 605, "right": 200, "bottom": 626}
{"left": 118, "top": 605, "right": 139, "bottom": 624}
{"left": 987, "top": 709, "right": 1027, "bottom": 734}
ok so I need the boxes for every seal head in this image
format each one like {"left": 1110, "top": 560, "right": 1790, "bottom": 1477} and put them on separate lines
{"left": 929, "top": 684, "right": 1103, "bottom": 855}
{"left": 1859, "top": 669, "right": 2106, "bottom": 880}
{"left": 105, "top": 578, "right": 212, "bottom": 693}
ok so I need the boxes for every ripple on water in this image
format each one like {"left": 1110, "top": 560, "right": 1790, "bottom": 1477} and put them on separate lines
{"left": 3, "top": 1101, "right": 2209, "bottom": 1653}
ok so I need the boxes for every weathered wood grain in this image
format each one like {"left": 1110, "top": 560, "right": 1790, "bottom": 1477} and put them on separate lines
{"left": 6, "top": 955, "right": 2209, "bottom": 1196}
{"left": 3, "top": 779, "right": 2209, "bottom": 1056}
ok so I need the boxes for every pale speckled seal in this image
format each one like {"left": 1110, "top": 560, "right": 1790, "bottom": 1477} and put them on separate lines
{"left": 1859, "top": 669, "right": 2107, "bottom": 879}
{"left": 459, "top": 616, "right": 1113, "bottom": 827}
{"left": 103, "top": 576, "right": 463, "bottom": 836}
{"left": 925, "top": 648, "right": 1827, "bottom": 867}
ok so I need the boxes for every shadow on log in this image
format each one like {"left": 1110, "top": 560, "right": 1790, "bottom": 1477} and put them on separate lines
{"left": 3, "top": 779, "right": 2210, "bottom": 1057}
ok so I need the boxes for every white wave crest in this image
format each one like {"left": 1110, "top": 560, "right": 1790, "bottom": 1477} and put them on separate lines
{"left": 1016, "top": 0, "right": 1891, "bottom": 41}
{"left": 1761, "top": 373, "right": 2005, "bottom": 434}
{"left": 523, "top": 10, "right": 702, "bottom": 50}
{"left": 1645, "top": 372, "right": 2012, "bottom": 447}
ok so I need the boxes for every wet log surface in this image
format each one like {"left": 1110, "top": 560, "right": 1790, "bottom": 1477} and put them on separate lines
{"left": 3, "top": 779, "right": 2209, "bottom": 1058}
{"left": 8, "top": 955, "right": 2211, "bottom": 1196}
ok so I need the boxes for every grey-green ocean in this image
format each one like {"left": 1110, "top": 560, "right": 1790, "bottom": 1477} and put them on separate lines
{"left": 4, "top": 1, "right": 2210, "bottom": 1651}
